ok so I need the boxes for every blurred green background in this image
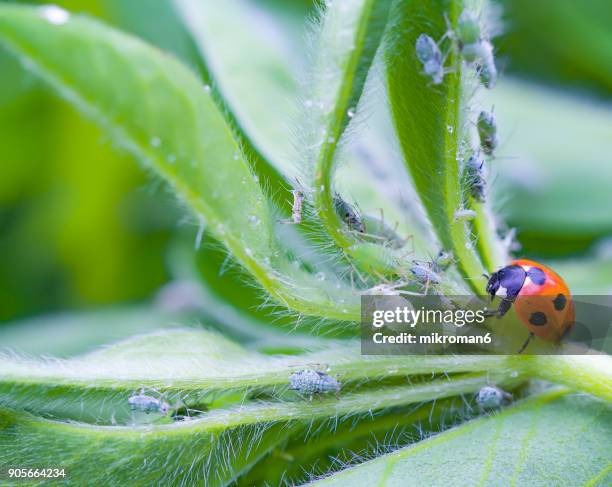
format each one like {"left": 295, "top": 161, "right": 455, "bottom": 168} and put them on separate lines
{"left": 0, "top": 0, "right": 610, "bottom": 326}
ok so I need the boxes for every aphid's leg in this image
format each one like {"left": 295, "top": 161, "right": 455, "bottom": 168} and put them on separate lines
{"left": 354, "top": 231, "right": 386, "bottom": 242}
{"left": 347, "top": 259, "right": 368, "bottom": 286}
{"left": 439, "top": 13, "right": 455, "bottom": 45}
{"left": 517, "top": 332, "right": 534, "bottom": 354}
{"left": 403, "top": 235, "right": 415, "bottom": 255}
{"left": 377, "top": 208, "right": 385, "bottom": 233}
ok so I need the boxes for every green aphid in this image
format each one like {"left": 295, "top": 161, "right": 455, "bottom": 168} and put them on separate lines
{"left": 463, "top": 155, "right": 486, "bottom": 202}
{"left": 361, "top": 214, "right": 406, "bottom": 249}
{"left": 433, "top": 250, "right": 453, "bottom": 272}
{"left": 477, "top": 57, "right": 497, "bottom": 89}
{"left": 457, "top": 11, "right": 481, "bottom": 48}
{"left": 477, "top": 111, "right": 498, "bottom": 155}
{"left": 334, "top": 195, "right": 365, "bottom": 233}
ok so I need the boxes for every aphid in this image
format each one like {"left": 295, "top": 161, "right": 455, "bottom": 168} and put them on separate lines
{"left": 364, "top": 281, "right": 416, "bottom": 296}
{"left": 476, "top": 50, "right": 497, "bottom": 89}
{"left": 334, "top": 195, "right": 365, "bottom": 233}
{"left": 477, "top": 110, "right": 498, "bottom": 155}
{"left": 476, "top": 385, "right": 512, "bottom": 409}
{"left": 433, "top": 250, "right": 453, "bottom": 272}
{"left": 410, "top": 262, "right": 442, "bottom": 286}
{"left": 486, "top": 259, "right": 575, "bottom": 353}
{"left": 415, "top": 34, "right": 444, "bottom": 85}
{"left": 289, "top": 369, "right": 341, "bottom": 398}
{"left": 128, "top": 389, "right": 170, "bottom": 414}
{"left": 455, "top": 10, "right": 482, "bottom": 63}
{"left": 463, "top": 155, "right": 486, "bottom": 202}
{"left": 361, "top": 212, "right": 407, "bottom": 250}
{"left": 454, "top": 208, "right": 477, "bottom": 221}
{"left": 281, "top": 189, "right": 304, "bottom": 224}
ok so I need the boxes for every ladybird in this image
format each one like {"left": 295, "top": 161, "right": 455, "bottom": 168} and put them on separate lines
{"left": 486, "top": 259, "right": 574, "bottom": 353}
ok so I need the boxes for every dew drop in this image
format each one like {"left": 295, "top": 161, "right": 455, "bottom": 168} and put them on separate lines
{"left": 303, "top": 99, "right": 313, "bottom": 108}
{"left": 510, "top": 371, "right": 519, "bottom": 378}
{"left": 233, "top": 152, "right": 239, "bottom": 161}
{"left": 327, "top": 136, "right": 335, "bottom": 143}
{"left": 40, "top": 5, "right": 70, "bottom": 25}
{"left": 245, "top": 248, "right": 253, "bottom": 257}
{"left": 447, "top": 125, "right": 454, "bottom": 134}
{"left": 150, "top": 137, "right": 161, "bottom": 148}
{"left": 248, "top": 215, "right": 260, "bottom": 226}
{"left": 253, "top": 175, "right": 259, "bottom": 183}
{"left": 316, "top": 272, "right": 326, "bottom": 281}
{"left": 167, "top": 154, "right": 176, "bottom": 164}
{"left": 347, "top": 108, "right": 355, "bottom": 118}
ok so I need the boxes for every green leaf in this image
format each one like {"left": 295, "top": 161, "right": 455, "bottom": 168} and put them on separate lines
{"left": 0, "top": 328, "right": 522, "bottom": 423}
{"left": 497, "top": 0, "right": 612, "bottom": 95}
{"left": 309, "top": 389, "right": 612, "bottom": 486}
{"left": 488, "top": 80, "right": 612, "bottom": 247}
{"left": 0, "top": 306, "right": 190, "bottom": 358}
{"left": 242, "top": 396, "right": 467, "bottom": 485}
{"left": 174, "top": 0, "right": 301, "bottom": 181}
{"left": 0, "top": 406, "right": 298, "bottom": 487}
{"left": 0, "top": 328, "right": 524, "bottom": 484}
{"left": 0, "top": 4, "right": 361, "bottom": 321}
{"left": 384, "top": 0, "right": 506, "bottom": 290}
{"left": 300, "top": 0, "right": 406, "bottom": 277}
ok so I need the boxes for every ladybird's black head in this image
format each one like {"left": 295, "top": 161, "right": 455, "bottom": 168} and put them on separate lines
{"left": 486, "top": 265, "right": 528, "bottom": 301}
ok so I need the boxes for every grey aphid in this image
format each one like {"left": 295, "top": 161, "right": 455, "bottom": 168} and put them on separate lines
{"left": 289, "top": 369, "right": 341, "bottom": 396}
{"left": 476, "top": 385, "right": 512, "bottom": 409}
{"left": 415, "top": 34, "right": 444, "bottom": 85}
{"left": 454, "top": 208, "right": 478, "bottom": 221}
{"left": 477, "top": 111, "right": 498, "bottom": 155}
{"left": 463, "top": 155, "right": 486, "bottom": 202}
{"left": 281, "top": 189, "right": 304, "bottom": 224}
{"left": 334, "top": 195, "right": 365, "bottom": 233}
{"left": 128, "top": 390, "right": 170, "bottom": 414}
{"left": 410, "top": 262, "right": 442, "bottom": 285}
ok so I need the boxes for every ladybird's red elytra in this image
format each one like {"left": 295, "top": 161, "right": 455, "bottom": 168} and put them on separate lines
{"left": 486, "top": 259, "right": 574, "bottom": 353}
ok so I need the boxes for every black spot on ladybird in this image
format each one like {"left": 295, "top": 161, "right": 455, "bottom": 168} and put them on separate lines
{"left": 527, "top": 267, "right": 546, "bottom": 285}
{"left": 529, "top": 312, "right": 548, "bottom": 326}
{"left": 553, "top": 293, "right": 567, "bottom": 311}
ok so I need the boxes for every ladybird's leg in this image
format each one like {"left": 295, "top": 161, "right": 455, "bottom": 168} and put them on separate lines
{"left": 517, "top": 332, "right": 534, "bottom": 354}
{"left": 496, "top": 299, "right": 513, "bottom": 317}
